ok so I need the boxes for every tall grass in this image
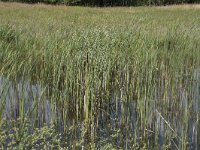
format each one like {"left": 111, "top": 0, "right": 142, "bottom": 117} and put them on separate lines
{"left": 0, "top": 3, "right": 200, "bottom": 149}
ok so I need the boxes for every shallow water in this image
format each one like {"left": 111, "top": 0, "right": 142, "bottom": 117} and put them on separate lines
{"left": 0, "top": 71, "right": 199, "bottom": 149}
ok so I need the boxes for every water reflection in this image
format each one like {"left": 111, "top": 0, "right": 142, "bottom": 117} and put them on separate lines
{"left": 0, "top": 77, "right": 51, "bottom": 127}
{"left": 0, "top": 71, "right": 199, "bottom": 149}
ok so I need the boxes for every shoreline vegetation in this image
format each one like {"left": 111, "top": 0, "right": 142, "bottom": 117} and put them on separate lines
{"left": 0, "top": 2, "right": 200, "bottom": 149}
{"left": 0, "top": 0, "right": 200, "bottom": 6}
{"left": 1, "top": 1, "right": 200, "bottom": 8}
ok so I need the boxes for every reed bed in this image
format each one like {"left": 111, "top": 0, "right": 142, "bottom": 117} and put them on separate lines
{"left": 0, "top": 3, "right": 200, "bottom": 149}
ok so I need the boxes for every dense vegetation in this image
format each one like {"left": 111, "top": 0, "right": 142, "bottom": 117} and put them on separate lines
{"left": 0, "top": 2, "right": 200, "bottom": 149}
{"left": 1, "top": 0, "right": 200, "bottom": 5}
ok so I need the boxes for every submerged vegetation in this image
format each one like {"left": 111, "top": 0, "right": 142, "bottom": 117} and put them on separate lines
{"left": 0, "top": 2, "right": 200, "bottom": 149}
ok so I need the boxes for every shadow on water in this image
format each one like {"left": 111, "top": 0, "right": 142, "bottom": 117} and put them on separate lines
{"left": 0, "top": 68, "right": 199, "bottom": 149}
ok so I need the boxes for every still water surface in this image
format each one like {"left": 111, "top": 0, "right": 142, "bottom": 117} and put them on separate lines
{"left": 0, "top": 71, "right": 199, "bottom": 149}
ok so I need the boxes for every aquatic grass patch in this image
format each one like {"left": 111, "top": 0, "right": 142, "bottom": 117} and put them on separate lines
{"left": 0, "top": 25, "right": 19, "bottom": 43}
{"left": 0, "top": 3, "right": 200, "bottom": 149}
